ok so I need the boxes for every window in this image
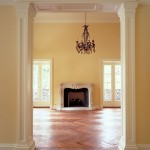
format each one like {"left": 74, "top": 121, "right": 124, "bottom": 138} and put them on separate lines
{"left": 33, "top": 60, "right": 52, "bottom": 107}
{"left": 102, "top": 61, "right": 121, "bottom": 107}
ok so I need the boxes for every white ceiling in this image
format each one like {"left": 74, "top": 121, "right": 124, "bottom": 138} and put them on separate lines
{"left": 34, "top": 3, "right": 121, "bottom": 23}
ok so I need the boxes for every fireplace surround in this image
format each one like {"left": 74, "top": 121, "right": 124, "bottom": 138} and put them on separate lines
{"left": 58, "top": 83, "right": 93, "bottom": 110}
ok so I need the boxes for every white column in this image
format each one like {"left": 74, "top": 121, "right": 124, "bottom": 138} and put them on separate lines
{"left": 118, "top": 2, "right": 138, "bottom": 150}
{"left": 16, "top": 3, "right": 36, "bottom": 150}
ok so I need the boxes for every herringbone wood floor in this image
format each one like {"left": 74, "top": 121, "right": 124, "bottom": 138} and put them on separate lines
{"left": 33, "top": 108, "right": 121, "bottom": 150}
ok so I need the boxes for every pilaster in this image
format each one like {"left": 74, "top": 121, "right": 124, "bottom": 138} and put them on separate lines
{"left": 117, "top": 2, "right": 138, "bottom": 150}
{"left": 16, "top": 3, "right": 36, "bottom": 150}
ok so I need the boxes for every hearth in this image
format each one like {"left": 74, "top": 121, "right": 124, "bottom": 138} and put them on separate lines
{"left": 59, "top": 83, "right": 93, "bottom": 110}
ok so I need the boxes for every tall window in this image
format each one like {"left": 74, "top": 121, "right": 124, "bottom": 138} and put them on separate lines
{"left": 103, "top": 61, "right": 121, "bottom": 107}
{"left": 33, "top": 60, "right": 51, "bottom": 106}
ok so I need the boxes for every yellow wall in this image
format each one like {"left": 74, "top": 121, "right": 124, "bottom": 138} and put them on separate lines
{"left": 136, "top": 5, "right": 150, "bottom": 144}
{"left": 33, "top": 23, "right": 120, "bottom": 108}
{"left": 0, "top": 3, "right": 150, "bottom": 147}
{"left": 0, "top": 6, "right": 18, "bottom": 143}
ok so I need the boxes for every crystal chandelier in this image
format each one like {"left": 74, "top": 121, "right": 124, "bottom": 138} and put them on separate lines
{"left": 76, "top": 12, "right": 95, "bottom": 54}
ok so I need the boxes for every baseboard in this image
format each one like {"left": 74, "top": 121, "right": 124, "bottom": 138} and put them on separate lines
{"left": 15, "top": 139, "right": 35, "bottom": 150}
{"left": 0, "top": 139, "right": 35, "bottom": 150}
{"left": 0, "top": 144, "right": 16, "bottom": 150}
{"left": 124, "top": 145, "right": 138, "bottom": 150}
{"left": 118, "top": 141, "right": 150, "bottom": 150}
{"left": 92, "top": 105, "right": 102, "bottom": 110}
{"left": 118, "top": 137, "right": 138, "bottom": 150}
{"left": 118, "top": 137, "right": 125, "bottom": 150}
{"left": 137, "top": 144, "right": 150, "bottom": 150}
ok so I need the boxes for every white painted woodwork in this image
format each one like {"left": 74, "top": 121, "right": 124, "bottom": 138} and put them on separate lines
{"left": 59, "top": 83, "right": 93, "bottom": 110}
{"left": 15, "top": 3, "right": 36, "bottom": 150}
{"left": 0, "top": 0, "right": 150, "bottom": 150}
{"left": 117, "top": 2, "right": 138, "bottom": 150}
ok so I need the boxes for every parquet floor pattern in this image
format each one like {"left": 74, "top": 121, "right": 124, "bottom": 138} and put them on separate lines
{"left": 33, "top": 108, "right": 121, "bottom": 150}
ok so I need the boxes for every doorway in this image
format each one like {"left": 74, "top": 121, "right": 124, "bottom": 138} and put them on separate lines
{"left": 33, "top": 60, "right": 52, "bottom": 108}
{"left": 16, "top": 2, "right": 137, "bottom": 150}
{"left": 102, "top": 61, "right": 121, "bottom": 107}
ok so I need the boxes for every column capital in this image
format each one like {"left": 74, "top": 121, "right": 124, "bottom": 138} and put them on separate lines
{"left": 16, "top": 2, "right": 30, "bottom": 18}
{"left": 16, "top": 2, "right": 36, "bottom": 20}
{"left": 118, "top": 2, "right": 138, "bottom": 19}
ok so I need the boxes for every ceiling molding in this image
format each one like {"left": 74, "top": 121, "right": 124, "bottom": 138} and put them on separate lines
{"left": 139, "top": 0, "right": 150, "bottom": 5}
{"left": 0, "top": 0, "right": 150, "bottom": 6}
{"left": 34, "top": 19, "right": 119, "bottom": 24}
{"left": 34, "top": 12, "right": 119, "bottom": 24}
{"left": 33, "top": 2, "right": 121, "bottom": 13}
{"left": 0, "top": 0, "right": 16, "bottom": 5}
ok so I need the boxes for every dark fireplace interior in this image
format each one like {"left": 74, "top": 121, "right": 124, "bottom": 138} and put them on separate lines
{"left": 64, "top": 88, "right": 89, "bottom": 107}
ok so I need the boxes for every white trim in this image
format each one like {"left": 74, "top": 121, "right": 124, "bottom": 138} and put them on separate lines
{"left": 15, "top": 139, "right": 35, "bottom": 150}
{"left": 117, "top": 1, "right": 138, "bottom": 150}
{"left": 139, "top": 0, "right": 150, "bottom": 5}
{"left": 92, "top": 104, "right": 101, "bottom": 109}
{"left": 33, "top": 59, "right": 53, "bottom": 108}
{"left": 100, "top": 59, "right": 120, "bottom": 109}
{"left": 34, "top": 19, "right": 119, "bottom": 24}
{"left": 16, "top": 3, "right": 36, "bottom": 150}
{"left": 59, "top": 82, "right": 93, "bottom": 110}
{"left": 101, "top": 60, "right": 121, "bottom": 108}
{"left": 0, "top": 144, "right": 16, "bottom": 150}
{"left": 118, "top": 144, "right": 150, "bottom": 150}
{"left": 124, "top": 146, "right": 138, "bottom": 150}
{"left": 137, "top": 144, "right": 150, "bottom": 150}
{"left": 0, "top": 140, "right": 35, "bottom": 150}
{"left": 0, "top": 0, "right": 16, "bottom": 5}
{"left": 16, "top": 2, "right": 30, "bottom": 144}
{"left": 0, "top": 0, "right": 150, "bottom": 6}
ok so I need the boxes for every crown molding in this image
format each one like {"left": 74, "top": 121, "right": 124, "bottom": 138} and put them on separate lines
{"left": 0, "top": 0, "right": 16, "bottom": 5}
{"left": 0, "top": 0, "right": 150, "bottom": 6}
{"left": 34, "top": 11, "right": 119, "bottom": 24}
{"left": 139, "top": 0, "right": 150, "bottom": 5}
{"left": 34, "top": 19, "right": 119, "bottom": 24}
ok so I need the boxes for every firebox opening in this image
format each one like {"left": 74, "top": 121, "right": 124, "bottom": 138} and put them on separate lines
{"left": 64, "top": 88, "right": 89, "bottom": 107}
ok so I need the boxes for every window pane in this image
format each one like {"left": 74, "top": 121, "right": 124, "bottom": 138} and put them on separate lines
{"left": 115, "top": 75, "right": 121, "bottom": 82}
{"left": 115, "top": 65, "right": 121, "bottom": 74}
{"left": 115, "top": 83, "right": 121, "bottom": 89}
{"left": 33, "top": 65, "right": 39, "bottom": 101}
{"left": 104, "top": 65, "right": 112, "bottom": 101}
{"left": 42, "top": 64, "right": 50, "bottom": 101}
{"left": 104, "top": 74, "right": 111, "bottom": 82}
{"left": 115, "top": 89, "right": 121, "bottom": 100}
{"left": 104, "top": 65, "right": 111, "bottom": 74}
{"left": 104, "top": 89, "right": 112, "bottom": 101}
{"left": 104, "top": 83, "right": 111, "bottom": 89}
{"left": 115, "top": 65, "right": 121, "bottom": 101}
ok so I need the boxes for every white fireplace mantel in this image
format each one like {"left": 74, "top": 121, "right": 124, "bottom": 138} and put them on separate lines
{"left": 57, "top": 82, "right": 94, "bottom": 110}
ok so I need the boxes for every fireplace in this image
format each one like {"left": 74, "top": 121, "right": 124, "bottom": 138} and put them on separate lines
{"left": 59, "top": 83, "right": 93, "bottom": 110}
{"left": 64, "top": 88, "right": 89, "bottom": 107}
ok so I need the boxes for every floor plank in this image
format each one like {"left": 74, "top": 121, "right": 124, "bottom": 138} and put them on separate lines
{"left": 33, "top": 108, "right": 121, "bottom": 150}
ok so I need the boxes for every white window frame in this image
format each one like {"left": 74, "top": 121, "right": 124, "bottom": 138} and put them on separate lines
{"left": 101, "top": 60, "right": 121, "bottom": 108}
{"left": 33, "top": 59, "right": 53, "bottom": 108}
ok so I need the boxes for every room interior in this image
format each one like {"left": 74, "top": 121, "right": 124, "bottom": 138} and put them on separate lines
{"left": 0, "top": 0, "right": 150, "bottom": 150}
{"left": 33, "top": 11, "right": 120, "bottom": 110}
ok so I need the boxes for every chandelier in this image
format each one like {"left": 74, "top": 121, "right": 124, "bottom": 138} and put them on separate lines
{"left": 76, "top": 12, "right": 95, "bottom": 54}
